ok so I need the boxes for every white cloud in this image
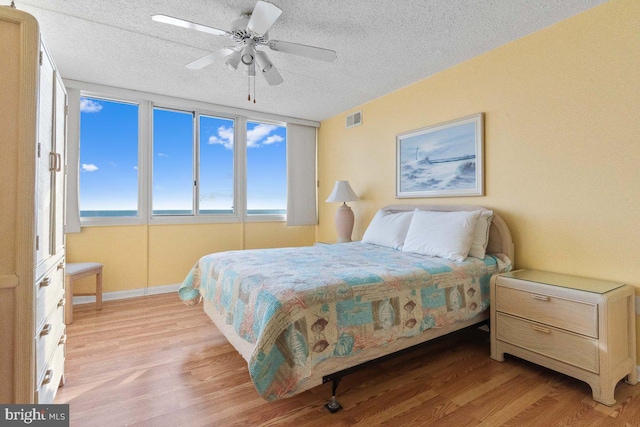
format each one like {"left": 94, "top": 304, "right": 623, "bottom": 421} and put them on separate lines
{"left": 80, "top": 98, "right": 103, "bottom": 113}
{"left": 247, "top": 124, "right": 276, "bottom": 148}
{"left": 208, "top": 126, "right": 234, "bottom": 149}
{"left": 263, "top": 135, "right": 284, "bottom": 145}
{"left": 133, "top": 166, "right": 138, "bottom": 170}
{"left": 207, "top": 124, "right": 283, "bottom": 149}
{"left": 158, "top": 153, "right": 169, "bottom": 158}
{"left": 82, "top": 163, "right": 98, "bottom": 172}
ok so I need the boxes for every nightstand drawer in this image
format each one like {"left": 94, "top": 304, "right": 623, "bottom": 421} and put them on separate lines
{"left": 496, "top": 313, "right": 599, "bottom": 373}
{"left": 496, "top": 283, "right": 598, "bottom": 337}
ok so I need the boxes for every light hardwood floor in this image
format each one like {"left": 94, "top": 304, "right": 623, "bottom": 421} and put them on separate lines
{"left": 56, "top": 293, "right": 640, "bottom": 426}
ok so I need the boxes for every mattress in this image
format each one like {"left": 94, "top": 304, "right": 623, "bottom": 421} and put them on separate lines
{"left": 179, "top": 241, "right": 512, "bottom": 400}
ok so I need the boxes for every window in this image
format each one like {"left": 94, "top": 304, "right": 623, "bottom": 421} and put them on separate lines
{"left": 79, "top": 97, "right": 139, "bottom": 217}
{"left": 152, "top": 107, "right": 236, "bottom": 216}
{"left": 72, "top": 86, "right": 316, "bottom": 227}
{"left": 199, "top": 115, "right": 235, "bottom": 214}
{"left": 246, "top": 121, "right": 287, "bottom": 216}
{"left": 152, "top": 108, "right": 194, "bottom": 215}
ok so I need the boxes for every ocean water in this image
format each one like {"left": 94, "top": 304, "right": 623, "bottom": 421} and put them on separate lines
{"left": 400, "top": 158, "right": 476, "bottom": 192}
{"left": 80, "top": 209, "right": 286, "bottom": 218}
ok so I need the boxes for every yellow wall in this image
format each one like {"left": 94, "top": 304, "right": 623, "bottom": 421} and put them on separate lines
{"left": 318, "top": 0, "right": 640, "bottom": 358}
{"left": 66, "top": 222, "right": 315, "bottom": 293}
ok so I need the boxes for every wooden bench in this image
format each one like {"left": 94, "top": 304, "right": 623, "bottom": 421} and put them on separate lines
{"left": 65, "top": 262, "right": 103, "bottom": 324}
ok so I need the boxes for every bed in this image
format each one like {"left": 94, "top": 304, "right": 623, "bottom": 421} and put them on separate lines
{"left": 179, "top": 204, "right": 514, "bottom": 407}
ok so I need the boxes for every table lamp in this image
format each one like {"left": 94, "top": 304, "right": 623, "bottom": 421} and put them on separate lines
{"left": 326, "top": 180, "right": 359, "bottom": 243}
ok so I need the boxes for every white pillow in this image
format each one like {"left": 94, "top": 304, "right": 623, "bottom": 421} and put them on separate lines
{"left": 362, "top": 210, "right": 414, "bottom": 249}
{"left": 402, "top": 210, "right": 482, "bottom": 261}
{"left": 468, "top": 210, "right": 494, "bottom": 259}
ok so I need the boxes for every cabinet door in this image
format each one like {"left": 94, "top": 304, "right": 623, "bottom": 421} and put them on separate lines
{"left": 36, "top": 45, "right": 55, "bottom": 266}
{"left": 52, "top": 71, "right": 66, "bottom": 256}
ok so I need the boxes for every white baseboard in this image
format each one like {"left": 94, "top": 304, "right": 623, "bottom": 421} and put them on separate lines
{"left": 72, "top": 283, "right": 181, "bottom": 305}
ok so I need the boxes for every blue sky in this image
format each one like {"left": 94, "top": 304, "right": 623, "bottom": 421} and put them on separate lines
{"left": 80, "top": 97, "right": 287, "bottom": 213}
{"left": 79, "top": 98, "right": 138, "bottom": 211}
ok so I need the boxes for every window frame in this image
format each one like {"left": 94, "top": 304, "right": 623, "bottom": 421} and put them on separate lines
{"left": 67, "top": 81, "right": 313, "bottom": 227}
{"left": 244, "top": 118, "right": 288, "bottom": 223}
{"left": 149, "top": 105, "right": 242, "bottom": 224}
{"left": 77, "top": 92, "right": 146, "bottom": 227}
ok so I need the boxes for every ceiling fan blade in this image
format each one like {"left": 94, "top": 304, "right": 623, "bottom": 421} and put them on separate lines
{"left": 261, "top": 64, "right": 284, "bottom": 86}
{"left": 152, "top": 14, "right": 229, "bottom": 37}
{"left": 268, "top": 40, "right": 337, "bottom": 62}
{"left": 247, "top": 1, "right": 282, "bottom": 35}
{"left": 186, "top": 48, "right": 234, "bottom": 70}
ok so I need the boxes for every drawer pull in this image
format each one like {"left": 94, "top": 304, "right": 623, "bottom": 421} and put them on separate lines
{"left": 39, "top": 277, "right": 52, "bottom": 287}
{"left": 49, "top": 152, "right": 57, "bottom": 172}
{"left": 40, "top": 324, "right": 52, "bottom": 336}
{"left": 58, "top": 297, "right": 66, "bottom": 307}
{"left": 531, "top": 325, "right": 551, "bottom": 334}
{"left": 41, "top": 369, "right": 53, "bottom": 385}
{"left": 531, "top": 293, "right": 550, "bottom": 302}
{"left": 57, "top": 262, "right": 65, "bottom": 270}
{"left": 58, "top": 334, "right": 67, "bottom": 346}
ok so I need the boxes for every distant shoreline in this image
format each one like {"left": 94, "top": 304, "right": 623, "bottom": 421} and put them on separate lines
{"left": 80, "top": 209, "right": 286, "bottom": 217}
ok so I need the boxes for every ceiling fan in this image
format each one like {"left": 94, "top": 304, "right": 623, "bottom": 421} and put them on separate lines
{"left": 152, "top": 1, "right": 337, "bottom": 89}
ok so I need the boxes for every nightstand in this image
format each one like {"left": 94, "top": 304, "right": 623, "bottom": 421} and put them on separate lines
{"left": 490, "top": 269, "right": 637, "bottom": 406}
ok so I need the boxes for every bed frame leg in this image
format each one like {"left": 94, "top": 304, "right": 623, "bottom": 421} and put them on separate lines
{"left": 324, "top": 377, "right": 343, "bottom": 413}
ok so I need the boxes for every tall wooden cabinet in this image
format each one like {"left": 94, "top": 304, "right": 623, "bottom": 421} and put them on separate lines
{"left": 0, "top": 6, "right": 67, "bottom": 404}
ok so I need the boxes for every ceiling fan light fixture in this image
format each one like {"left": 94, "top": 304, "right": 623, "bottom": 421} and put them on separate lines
{"left": 255, "top": 50, "right": 273, "bottom": 72}
{"left": 224, "top": 50, "right": 241, "bottom": 71}
{"left": 225, "top": 49, "right": 242, "bottom": 70}
{"left": 241, "top": 45, "right": 255, "bottom": 65}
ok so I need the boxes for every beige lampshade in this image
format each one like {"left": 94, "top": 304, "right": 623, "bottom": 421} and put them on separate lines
{"left": 326, "top": 181, "right": 359, "bottom": 203}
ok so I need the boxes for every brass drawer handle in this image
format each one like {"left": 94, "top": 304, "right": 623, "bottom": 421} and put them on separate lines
{"left": 40, "top": 324, "right": 52, "bottom": 336}
{"left": 58, "top": 334, "right": 67, "bottom": 346}
{"left": 42, "top": 369, "right": 53, "bottom": 385}
{"left": 531, "top": 293, "right": 550, "bottom": 302}
{"left": 39, "top": 277, "right": 52, "bottom": 287}
{"left": 531, "top": 325, "right": 551, "bottom": 334}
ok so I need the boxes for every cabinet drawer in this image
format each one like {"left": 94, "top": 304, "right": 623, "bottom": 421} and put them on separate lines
{"left": 35, "top": 265, "right": 64, "bottom": 330}
{"left": 35, "top": 341, "right": 65, "bottom": 404}
{"left": 496, "top": 284, "right": 598, "bottom": 337}
{"left": 496, "top": 313, "right": 599, "bottom": 373}
{"left": 36, "top": 299, "right": 66, "bottom": 382}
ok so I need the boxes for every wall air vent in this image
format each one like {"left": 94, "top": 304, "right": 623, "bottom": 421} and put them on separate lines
{"left": 346, "top": 111, "right": 362, "bottom": 129}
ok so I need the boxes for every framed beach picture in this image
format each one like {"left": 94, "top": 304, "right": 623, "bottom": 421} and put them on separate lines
{"left": 396, "top": 113, "right": 484, "bottom": 198}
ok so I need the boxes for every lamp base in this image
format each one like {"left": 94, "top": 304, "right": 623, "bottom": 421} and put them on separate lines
{"left": 335, "top": 203, "right": 354, "bottom": 243}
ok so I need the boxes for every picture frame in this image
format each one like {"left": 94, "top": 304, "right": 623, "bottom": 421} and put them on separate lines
{"left": 396, "top": 113, "right": 484, "bottom": 198}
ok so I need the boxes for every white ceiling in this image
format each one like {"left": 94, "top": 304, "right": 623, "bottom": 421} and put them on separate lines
{"left": 15, "top": 0, "right": 607, "bottom": 122}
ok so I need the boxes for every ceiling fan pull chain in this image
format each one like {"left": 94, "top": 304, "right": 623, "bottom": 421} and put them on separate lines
{"left": 248, "top": 71, "right": 251, "bottom": 101}
{"left": 254, "top": 73, "right": 256, "bottom": 104}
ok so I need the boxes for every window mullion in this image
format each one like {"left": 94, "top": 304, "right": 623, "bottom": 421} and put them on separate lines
{"left": 193, "top": 111, "right": 198, "bottom": 216}
{"left": 141, "top": 100, "right": 151, "bottom": 223}
{"left": 235, "top": 116, "right": 247, "bottom": 219}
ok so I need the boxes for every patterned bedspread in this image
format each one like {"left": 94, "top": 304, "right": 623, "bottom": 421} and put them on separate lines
{"left": 179, "top": 242, "right": 511, "bottom": 400}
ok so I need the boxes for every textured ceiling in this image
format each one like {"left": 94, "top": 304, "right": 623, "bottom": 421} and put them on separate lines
{"left": 15, "top": 0, "right": 607, "bottom": 122}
